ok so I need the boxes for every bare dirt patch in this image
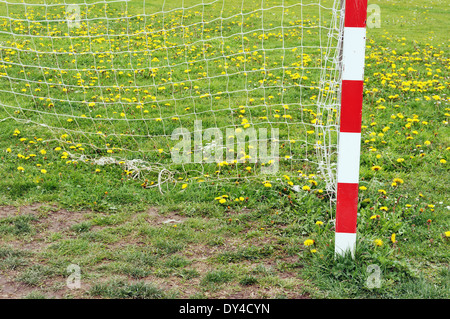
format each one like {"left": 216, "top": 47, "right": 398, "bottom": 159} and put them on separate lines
{"left": 145, "top": 207, "right": 188, "bottom": 226}
{"left": 38, "top": 209, "right": 88, "bottom": 234}
{"left": 0, "top": 203, "right": 52, "bottom": 219}
{"left": 0, "top": 273, "right": 89, "bottom": 299}
{"left": 0, "top": 203, "right": 91, "bottom": 235}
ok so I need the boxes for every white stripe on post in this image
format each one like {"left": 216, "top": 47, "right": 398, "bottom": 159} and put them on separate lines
{"left": 336, "top": 132, "right": 361, "bottom": 184}
{"left": 335, "top": 232, "right": 357, "bottom": 257}
{"left": 341, "top": 27, "right": 366, "bottom": 81}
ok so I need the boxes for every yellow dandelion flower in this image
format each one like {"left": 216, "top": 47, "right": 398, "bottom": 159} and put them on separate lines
{"left": 374, "top": 239, "right": 383, "bottom": 247}
{"left": 303, "top": 239, "right": 314, "bottom": 246}
{"left": 391, "top": 233, "right": 396, "bottom": 243}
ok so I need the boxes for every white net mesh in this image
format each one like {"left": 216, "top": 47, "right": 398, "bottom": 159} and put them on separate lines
{"left": 0, "top": 0, "right": 343, "bottom": 195}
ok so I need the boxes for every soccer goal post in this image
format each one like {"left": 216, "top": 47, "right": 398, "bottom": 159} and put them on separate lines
{"left": 334, "top": 0, "right": 368, "bottom": 257}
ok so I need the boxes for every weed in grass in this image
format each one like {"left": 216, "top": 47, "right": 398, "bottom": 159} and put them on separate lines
{"left": 116, "top": 264, "right": 152, "bottom": 279}
{"left": 201, "top": 269, "right": 234, "bottom": 286}
{"left": 0, "top": 215, "right": 36, "bottom": 236}
{"left": 22, "top": 291, "right": 51, "bottom": 299}
{"left": 48, "top": 239, "right": 92, "bottom": 257}
{"left": 79, "top": 230, "right": 118, "bottom": 244}
{"left": 123, "top": 250, "right": 159, "bottom": 267}
{"left": 0, "top": 246, "right": 31, "bottom": 271}
{"left": 154, "top": 240, "right": 185, "bottom": 255}
{"left": 239, "top": 275, "right": 259, "bottom": 286}
{"left": 153, "top": 268, "right": 175, "bottom": 278}
{"left": 207, "top": 236, "right": 225, "bottom": 247}
{"left": 16, "top": 264, "right": 56, "bottom": 287}
{"left": 175, "top": 268, "right": 200, "bottom": 280}
{"left": 89, "top": 279, "right": 170, "bottom": 299}
{"left": 164, "top": 255, "right": 191, "bottom": 269}
{"left": 70, "top": 221, "right": 92, "bottom": 234}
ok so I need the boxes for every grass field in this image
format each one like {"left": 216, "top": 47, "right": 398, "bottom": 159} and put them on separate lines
{"left": 0, "top": 0, "right": 448, "bottom": 299}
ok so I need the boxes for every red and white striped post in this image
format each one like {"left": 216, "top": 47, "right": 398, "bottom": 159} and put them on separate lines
{"left": 335, "top": 0, "right": 368, "bottom": 257}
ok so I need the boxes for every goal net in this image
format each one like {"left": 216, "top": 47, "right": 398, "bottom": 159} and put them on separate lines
{"left": 0, "top": 0, "right": 344, "bottom": 195}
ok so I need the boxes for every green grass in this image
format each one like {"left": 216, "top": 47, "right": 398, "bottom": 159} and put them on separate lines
{"left": 0, "top": 0, "right": 448, "bottom": 299}
{"left": 89, "top": 279, "right": 172, "bottom": 299}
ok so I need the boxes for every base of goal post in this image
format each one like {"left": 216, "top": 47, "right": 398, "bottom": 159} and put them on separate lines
{"left": 334, "top": 232, "right": 356, "bottom": 258}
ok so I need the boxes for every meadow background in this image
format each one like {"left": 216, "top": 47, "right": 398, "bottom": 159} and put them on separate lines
{"left": 0, "top": 0, "right": 448, "bottom": 299}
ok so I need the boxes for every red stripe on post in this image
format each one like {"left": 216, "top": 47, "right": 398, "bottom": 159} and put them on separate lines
{"left": 340, "top": 80, "right": 364, "bottom": 133}
{"left": 335, "top": 182, "right": 359, "bottom": 233}
{"left": 344, "top": 0, "right": 368, "bottom": 28}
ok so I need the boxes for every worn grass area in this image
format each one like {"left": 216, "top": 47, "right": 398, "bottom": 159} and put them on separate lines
{"left": 0, "top": 0, "right": 449, "bottom": 299}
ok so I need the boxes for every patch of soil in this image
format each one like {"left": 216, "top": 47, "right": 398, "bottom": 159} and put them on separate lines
{"left": 39, "top": 209, "right": 87, "bottom": 234}
{"left": 0, "top": 203, "right": 91, "bottom": 235}
{"left": 0, "top": 271, "right": 89, "bottom": 299}
{"left": 145, "top": 207, "right": 188, "bottom": 226}
{"left": 0, "top": 203, "right": 50, "bottom": 219}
